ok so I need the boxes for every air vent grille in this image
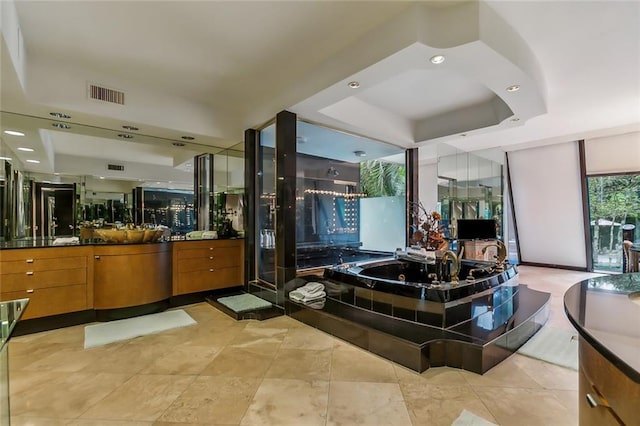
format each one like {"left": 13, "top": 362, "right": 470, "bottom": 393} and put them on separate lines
{"left": 107, "top": 164, "right": 125, "bottom": 172}
{"left": 89, "top": 84, "right": 125, "bottom": 105}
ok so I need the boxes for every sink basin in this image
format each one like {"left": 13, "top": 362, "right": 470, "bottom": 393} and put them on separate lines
{"left": 94, "top": 229, "right": 163, "bottom": 244}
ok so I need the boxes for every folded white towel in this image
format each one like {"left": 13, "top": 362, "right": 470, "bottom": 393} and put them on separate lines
{"left": 289, "top": 290, "right": 326, "bottom": 303}
{"left": 300, "top": 282, "right": 324, "bottom": 294}
{"left": 52, "top": 237, "right": 80, "bottom": 246}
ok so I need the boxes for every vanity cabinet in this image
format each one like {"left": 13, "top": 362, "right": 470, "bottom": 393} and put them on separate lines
{"left": 93, "top": 243, "right": 171, "bottom": 310}
{"left": 172, "top": 239, "right": 243, "bottom": 295}
{"left": 578, "top": 337, "right": 639, "bottom": 425}
{"left": 0, "top": 246, "right": 93, "bottom": 319}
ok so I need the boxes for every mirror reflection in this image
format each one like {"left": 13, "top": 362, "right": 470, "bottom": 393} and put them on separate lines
{"left": 0, "top": 111, "right": 244, "bottom": 243}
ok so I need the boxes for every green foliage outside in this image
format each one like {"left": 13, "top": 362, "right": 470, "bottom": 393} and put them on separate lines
{"left": 359, "top": 160, "right": 405, "bottom": 197}
{"left": 588, "top": 174, "right": 640, "bottom": 271}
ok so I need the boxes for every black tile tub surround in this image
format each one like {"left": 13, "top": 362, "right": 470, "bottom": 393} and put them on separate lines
{"left": 286, "top": 285, "right": 549, "bottom": 374}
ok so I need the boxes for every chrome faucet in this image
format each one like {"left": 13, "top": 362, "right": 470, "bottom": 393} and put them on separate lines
{"left": 440, "top": 250, "right": 460, "bottom": 284}
{"left": 481, "top": 240, "right": 507, "bottom": 272}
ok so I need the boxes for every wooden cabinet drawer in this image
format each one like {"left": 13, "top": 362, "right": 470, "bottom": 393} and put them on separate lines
{"left": 177, "top": 245, "right": 241, "bottom": 261}
{"left": 1, "top": 284, "right": 88, "bottom": 320}
{"left": 177, "top": 266, "right": 241, "bottom": 294}
{"left": 178, "top": 249, "right": 241, "bottom": 272}
{"left": 1, "top": 256, "right": 87, "bottom": 274}
{"left": 0, "top": 246, "right": 91, "bottom": 262}
{"left": 579, "top": 338, "right": 639, "bottom": 425}
{"left": 1, "top": 268, "right": 87, "bottom": 292}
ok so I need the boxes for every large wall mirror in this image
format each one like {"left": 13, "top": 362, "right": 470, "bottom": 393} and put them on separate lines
{"left": 0, "top": 111, "right": 243, "bottom": 242}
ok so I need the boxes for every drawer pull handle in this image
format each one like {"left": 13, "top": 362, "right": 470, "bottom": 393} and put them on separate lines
{"left": 209, "top": 256, "right": 214, "bottom": 260}
{"left": 26, "top": 289, "right": 34, "bottom": 293}
{"left": 26, "top": 259, "right": 34, "bottom": 263}
{"left": 26, "top": 271, "right": 34, "bottom": 276}
{"left": 209, "top": 247, "right": 213, "bottom": 251}
{"left": 95, "top": 256, "right": 101, "bottom": 260}
{"left": 586, "top": 393, "right": 608, "bottom": 408}
{"left": 209, "top": 268, "right": 214, "bottom": 272}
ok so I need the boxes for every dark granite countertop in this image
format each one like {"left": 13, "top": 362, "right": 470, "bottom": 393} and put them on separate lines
{"left": 564, "top": 273, "right": 640, "bottom": 383}
{"left": 0, "top": 237, "right": 243, "bottom": 250}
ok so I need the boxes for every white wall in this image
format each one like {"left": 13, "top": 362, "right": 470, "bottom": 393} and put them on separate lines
{"left": 418, "top": 161, "right": 438, "bottom": 211}
{"left": 585, "top": 131, "right": 640, "bottom": 174}
{"left": 508, "top": 141, "right": 587, "bottom": 268}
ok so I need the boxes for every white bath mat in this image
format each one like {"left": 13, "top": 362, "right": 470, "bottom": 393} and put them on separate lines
{"left": 452, "top": 409, "right": 497, "bottom": 425}
{"left": 517, "top": 326, "right": 578, "bottom": 370}
{"left": 84, "top": 309, "right": 196, "bottom": 349}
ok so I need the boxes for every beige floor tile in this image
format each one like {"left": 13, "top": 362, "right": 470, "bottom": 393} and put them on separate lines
{"left": 400, "top": 382, "right": 497, "bottom": 426}
{"left": 68, "top": 420, "right": 153, "bottom": 426}
{"left": 228, "top": 326, "right": 288, "bottom": 354}
{"left": 10, "top": 372, "right": 132, "bottom": 418}
{"left": 474, "top": 386, "right": 577, "bottom": 426}
{"left": 280, "top": 326, "right": 337, "bottom": 351}
{"left": 80, "top": 343, "right": 174, "bottom": 374}
{"left": 8, "top": 342, "right": 74, "bottom": 371}
{"left": 265, "top": 348, "right": 332, "bottom": 381}
{"left": 138, "top": 344, "right": 223, "bottom": 375}
{"left": 200, "top": 347, "right": 275, "bottom": 378}
{"left": 21, "top": 345, "right": 112, "bottom": 373}
{"left": 460, "top": 355, "right": 543, "bottom": 389}
{"left": 8, "top": 370, "right": 67, "bottom": 396}
{"left": 553, "top": 390, "right": 579, "bottom": 420}
{"left": 393, "top": 364, "right": 468, "bottom": 386}
{"left": 157, "top": 376, "right": 261, "bottom": 424}
{"left": 10, "top": 417, "right": 71, "bottom": 426}
{"left": 245, "top": 315, "right": 306, "bottom": 330}
{"left": 510, "top": 353, "right": 578, "bottom": 390}
{"left": 326, "top": 381, "right": 411, "bottom": 426}
{"left": 80, "top": 374, "right": 195, "bottom": 421}
{"left": 330, "top": 344, "right": 397, "bottom": 383}
{"left": 241, "top": 378, "right": 329, "bottom": 426}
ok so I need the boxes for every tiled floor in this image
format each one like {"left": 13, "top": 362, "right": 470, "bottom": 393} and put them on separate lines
{"left": 8, "top": 266, "right": 601, "bottom": 425}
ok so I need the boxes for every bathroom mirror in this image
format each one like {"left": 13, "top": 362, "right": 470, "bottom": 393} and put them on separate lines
{"left": 0, "top": 111, "right": 242, "bottom": 240}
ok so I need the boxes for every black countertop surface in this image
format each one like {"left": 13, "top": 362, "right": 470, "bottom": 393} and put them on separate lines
{"left": 564, "top": 273, "right": 640, "bottom": 383}
{"left": 0, "top": 237, "right": 243, "bottom": 250}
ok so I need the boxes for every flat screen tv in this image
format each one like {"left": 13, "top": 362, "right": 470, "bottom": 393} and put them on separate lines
{"left": 456, "top": 219, "right": 497, "bottom": 240}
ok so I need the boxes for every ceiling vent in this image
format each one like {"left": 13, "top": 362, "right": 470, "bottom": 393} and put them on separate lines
{"left": 89, "top": 83, "right": 125, "bottom": 105}
{"left": 107, "top": 164, "right": 125, "bottom": 172}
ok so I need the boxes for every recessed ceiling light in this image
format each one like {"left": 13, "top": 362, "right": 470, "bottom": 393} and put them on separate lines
{"left": 99, "top": 176, "right": 105, "bottom": 180}
{"left": 506, "top": 85, "right": 520, "bottom": 92}
{"left": 17, "top": 147, "right": 34, "bottom": 152}
{"left": 181, "top": 136, "right": 195, "bottom": 140}
{"left": 172, "top": 142, "right": 186, "bottom": 147}
{"left": 347, "top": 81, "right": 360, "bottom": 89}
{"left": 52, "top": 123, "right": 71, "bottom": 129}
{"left": 50, "top": 112, "right": 71, "bottom": 119}
{"left": 510, "top": 117, "right": 520, "bottom": 122}
{"left": 0, "top": 157, "right": 12, "bottom": 161}
{"left": 122, "top": 125, "right": 139, "bottom": 131}
{"left": 117, "top": 134, "right": 133, "bottom": 139}
{"left": 4, "top": 130, "right": 25, "bottom": 136}
{"left": 354, "top": 150, "right": 367, "bottom": 157}
{"left": 430, "top": 55, "right": 445, "bottom": 64}
{"left": 54, "top": 173, "right": 60, "bottom": 175}
{"left": 26, "top": 159, "right": 40, "bottom": 164}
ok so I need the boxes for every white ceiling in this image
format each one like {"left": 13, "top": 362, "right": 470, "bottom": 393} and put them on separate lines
{"left": 1, "top": 0, "right": 639, "bottom": 180}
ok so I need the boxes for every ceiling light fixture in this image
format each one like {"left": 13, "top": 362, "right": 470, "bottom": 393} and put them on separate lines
{"left": 26, "top": 159, "right": 40, "bottom": 164}
{"left": 0, "top": 157, "right": 12, "bottom": 161}
{"left": 52, "top": 123, "right": 71, "bottom": 129}
{"left": 430, "top": 55, "right": 445, "bottom": 64}
{"left": 122, "top": 125, "right": 139, "bottom": 131}
{"left": 181, "top": 136, "right": 195, "bottom": 140}
{"left": 117, "top": 134, "right": 133, "bottom": 139}
{"left": 18, "top": 147, "right": 35, "bottom": 152}
{"left": 49, "top": 112, "right": 71, "bottom": 119}
{"left": 347, "top": 81, "right": 360, "bottom": 89}
{"left": 99, "top": 176, "right": 105, "bottom": 180}
{"left": 353, "top": 150, "right": 367, "bottom": 157}
{"left": 506, "top": 85, "right": 520, "bottom": 92}
{"left": 4, "top": 130, "right": 25, "bottom": 136}
{"left": 172, "top": 142, "right": 186, "bottom": 147}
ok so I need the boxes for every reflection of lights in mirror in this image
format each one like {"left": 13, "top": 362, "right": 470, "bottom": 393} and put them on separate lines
{"left": 0, "top": 111, "right": 245, "bottom": 240}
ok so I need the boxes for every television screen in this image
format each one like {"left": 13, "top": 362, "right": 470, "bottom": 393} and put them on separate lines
{"left": 456, "top": 219, "right": 497, "bottom": 240}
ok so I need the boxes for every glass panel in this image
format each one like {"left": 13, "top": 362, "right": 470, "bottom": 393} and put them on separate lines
{"left": 295, "top": 121, "right": 405, "bottom": 270}
{"left": 587, "top": 174, "right": 640, "bottom": 272}
{"left": 257, "top": 123, "right": 276, "bottom": 285}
